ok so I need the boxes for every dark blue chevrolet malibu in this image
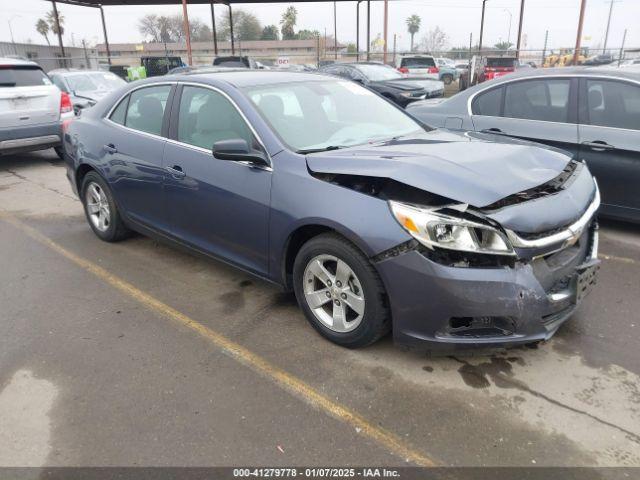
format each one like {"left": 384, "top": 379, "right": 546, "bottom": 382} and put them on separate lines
{"left": 63, "top": 70, "right": 600, "bottom": 350}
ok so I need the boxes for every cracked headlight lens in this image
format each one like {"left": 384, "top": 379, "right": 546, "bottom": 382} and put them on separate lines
{"left": 389, "top": 201, "right": 515, "bottom": 256}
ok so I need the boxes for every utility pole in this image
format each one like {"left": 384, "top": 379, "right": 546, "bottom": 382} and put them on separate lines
{"left": 210, "top": 2, "right": 218, "bottom": 56}
{"left": 618, "top": 28, "right": 627, "bottom": 66}
{"left": 383, "top": 0, "right": 388, "bottom": 64}
{"left": 99, "top": 6, "right": 111, "bottom": 66}
{"left": 573, "top": 0, "right": 587, "bottom": 66}
{"left": 603, "top": 0, "right": 619, "bottom": 54}
{"left": 542, "top": 30, "right": 549, "bottom": 66}
{"left": 503, "top": 9, "right": 512, "bottom": 47}
{"left": 392, "top": 33, "right": 397, "bottom": 64}
{"left": 228, "top": 6, "right": 235, "bottom": 55}
{"left": 181, "top": 0, "right": 192, "bottom": 65}
{"left": 478, "top": 0, "right": 489, "bottom": 56}
{"left": 7, "top": 16, "right": 20, "bottom": 55}
{"left": 82, "top": 38, "right": 90, "bottom": 69}
{"left": 51, "top": 1, "right": 66, "bottom": 68}
{"left": 366, "top": 0, "right": 370, "bottom": 61}
{"left": 515, "top": 0, "right": 525, "bottom": 59}
{"left": 356, "top": 1, "right": 360, "bottom": 61}
{"left": 334, "top": 1, "right": 338, "bottom": 60}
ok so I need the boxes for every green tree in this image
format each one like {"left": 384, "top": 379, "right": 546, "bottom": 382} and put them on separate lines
{"left": 296, "top": 29, "right": 320, "bottom": 40}
{"left": 36, "top": 18, "right": 50, "bottom": 45}
{"left": 494, "top": 41, "right": 514, "bottom": 52}
{"left": 280, "top": 6, "right": 297, "bottom": 40}
{"left": 346, "top": 43, "right": 357, "bottom": 54}
{"left": 261, "top": 25, "right": 279, "bottom": 41}
{"left": 406, "top": 14, "right": 421, "bottom": 52}
{"left": 45, "top": 9, "right": 65, "bottom": 36}
{"left": 217, "top": 10, "right": 262, "bottom": 41}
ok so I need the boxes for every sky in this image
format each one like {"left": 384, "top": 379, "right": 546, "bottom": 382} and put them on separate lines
{"left": 0, "top": 0, "right": 637, "bottom": 54}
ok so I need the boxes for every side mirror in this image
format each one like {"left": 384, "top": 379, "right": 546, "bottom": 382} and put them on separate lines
{"left": 212, "top": 139, "right": 269, "bottom": 167}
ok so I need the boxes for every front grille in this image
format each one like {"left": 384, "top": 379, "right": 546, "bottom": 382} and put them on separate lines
{"left": 484, "top": 160, "right": 581, "bottom": 211}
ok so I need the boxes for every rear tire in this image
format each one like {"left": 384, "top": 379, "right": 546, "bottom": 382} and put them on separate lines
{"left": 80, "top": 171, "right": 130, "bottom": 242}
{"left": 293, "top": 233, "right": 391, "bottom": 348}
{"left": 54, "top": 146, "right": 65, "bottom": 160}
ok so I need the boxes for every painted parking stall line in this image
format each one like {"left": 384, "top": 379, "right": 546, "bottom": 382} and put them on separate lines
{"left": 0, "top": 211, "right": 437, "bottom": 468}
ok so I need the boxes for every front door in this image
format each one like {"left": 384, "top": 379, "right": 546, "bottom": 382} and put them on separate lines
{"left": 162, "top": 84, "right": 272, "bottom": 275}
{"left": 578, "top": 78, "right": 640, "bottom": 221}
{"left": 471, "top": 78, "right": 579, "bottom": 158}
{"left": 104, "top": 84, "right": 173, "bottom": 230}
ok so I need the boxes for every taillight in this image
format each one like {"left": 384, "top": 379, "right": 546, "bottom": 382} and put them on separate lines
{"left": 398, "top": 67, "right": 409, "bottom": 74}
{"left": 428, "top": 66, "right": 439, "bottom": 74}
{"left": 60, "top": 91, "right": 73, "bottom": 114}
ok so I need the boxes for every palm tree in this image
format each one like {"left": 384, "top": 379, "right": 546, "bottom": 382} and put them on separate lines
{"left": 406, "top": 14, "right": 421, "bottom": 52}
{"left": 45, "top": 9, "right": 65, "bottom": 36}
{"left": 36, "top": 19, "right": 50, "bottom": 45}
{"left": 280, "top": 6, "right": 297, "bottom": 40}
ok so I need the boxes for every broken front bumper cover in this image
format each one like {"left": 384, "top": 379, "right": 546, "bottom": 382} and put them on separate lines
{"left": 374, "top": 223, "right": 599, "bottom": 351}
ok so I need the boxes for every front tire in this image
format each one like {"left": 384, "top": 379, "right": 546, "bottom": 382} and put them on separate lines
{"left": 293, "top": 233, "right": 391, "bottom": 348}
{"left": 81, "top": 171, "right": 130, "bottom": 242}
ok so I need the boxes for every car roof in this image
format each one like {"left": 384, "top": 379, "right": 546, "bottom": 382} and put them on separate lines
{"left": 485, "top": 66, "right": 640, "bottom": 81}
{"left": 168, "top": 69, "right": 332, "bottom": 87}
{"left": 399, "top": 54, "right": 435, "bottom": 58}
{"left": 49, "top": 69, "right": 114, "bottom": 76}
{"left": 0, "top": 57, "right": 41, "bottom": 67}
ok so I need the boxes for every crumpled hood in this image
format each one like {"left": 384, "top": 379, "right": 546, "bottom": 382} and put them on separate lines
{"left": 306, "top": 130, "right": 571, "bottom": 208}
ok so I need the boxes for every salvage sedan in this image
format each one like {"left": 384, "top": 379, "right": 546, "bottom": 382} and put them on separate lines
{"left": 62, "top": 71, "right": 600, "bottom": 350}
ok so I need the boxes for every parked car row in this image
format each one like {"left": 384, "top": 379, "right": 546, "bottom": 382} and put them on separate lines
{"left": 60, "top": 68, "right": 601, "bottom": 351}
{"left": 408, "top": 67, "right": 640, "bottom": 223}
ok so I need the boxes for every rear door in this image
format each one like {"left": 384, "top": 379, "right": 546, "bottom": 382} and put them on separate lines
{"left": 102, "top": 83, "right": 175, "bottom": 229}
{"left": 470, "top": 78, "right": 579, "bottom": 157}
{"left": 578, "top": 77, "right": 640, "bottom": 221}
{"left": 0, "top": 65, "right": 59, "bottom": 128}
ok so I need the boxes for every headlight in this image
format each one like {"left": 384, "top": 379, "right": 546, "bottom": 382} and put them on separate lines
{"left": 389, "top": 201, "right": 515, "bottom": 256}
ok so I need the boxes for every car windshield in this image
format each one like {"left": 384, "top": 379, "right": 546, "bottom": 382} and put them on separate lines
{"left": 67, "top": 72, "right": 125, "bottom": 92}
{"left": 355, "top": 64, "right": 402, "bottom": 82}
{"left": 244, "top": 80, "right": 424, "bottom": 152}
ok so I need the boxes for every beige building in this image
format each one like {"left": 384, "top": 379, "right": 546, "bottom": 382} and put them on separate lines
{"left": 96, "top": 38, "right": 345, "bottom": 67}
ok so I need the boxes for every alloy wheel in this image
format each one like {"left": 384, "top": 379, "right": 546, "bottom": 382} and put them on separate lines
{"left": 85, "top": 182, "right": 111, "bottom": 232}
{"left": 302, "top": 254, "right": 365, "bottom": 333}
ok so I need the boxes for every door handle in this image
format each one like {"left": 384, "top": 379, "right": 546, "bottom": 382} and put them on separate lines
{"left": 103, "top": 143, "right": 117, "bottom": 154}
{"left": 481, "top": 128, "right": 505, "bottom": 135}
{"left": 165, "top": 165, "right": 186, "bottom": 178}
{"left": 582, "top": 140, "right": 615, "bottom": 152}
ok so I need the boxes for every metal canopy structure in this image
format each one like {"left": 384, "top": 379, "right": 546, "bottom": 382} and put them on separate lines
{"left": 44, "top": 0, "right": 386, "bottom": 67}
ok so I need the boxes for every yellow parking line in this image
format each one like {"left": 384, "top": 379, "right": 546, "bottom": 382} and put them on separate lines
{"left": 600, "top": 253, "right": 636, "bottom": 265}
{"left": 0, "top": 212, "right": 437, "bottom": 467}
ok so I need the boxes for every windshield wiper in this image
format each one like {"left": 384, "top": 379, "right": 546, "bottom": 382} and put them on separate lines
{"left": 296, "top": 145, "right": 346, "bottom": 154}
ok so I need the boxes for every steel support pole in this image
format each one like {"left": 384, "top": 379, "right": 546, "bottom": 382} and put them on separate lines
{"left": 542, "top": 30, "right": 548, "bottom": 66}
{"left": 181, "top": 0, "right": 192, "bottom": 65}
{"left": 229, "top": 5, "right": 235, "bottom": 55}
{"left": 366, "top": 0, "right": 370, "bottom": 61}
{"left": 356, "top": 1, "right": 360, "bottom": 61}
{"left": 52, "top": 1, "right": 66, "bottom": 68}
{"left": 515, "top": 0, "right": 525, "bottom": 59}
{"left": 99, "top": 6, "right": 111, "bottom": 66}
{"left": 603, "top": 0, "right": 615, "bottom": 53}
{"left": 573, "top": 0, "right": 587, "bottom": 66}
{"left": 383, "top": 0, "right": 388, "bottom": 64}
{"left": 334, "top": 1, "right": 337, "bottom": 59}
{"left": 478, "top": 0, "right": 488, "bottom": 56}
{"left": 618, "top": 28, "right": 627, "bottom": 66}
{"left": 210, "top": 2, "right": 218, "bottom": 56}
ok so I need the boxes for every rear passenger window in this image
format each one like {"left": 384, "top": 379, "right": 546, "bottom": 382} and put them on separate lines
{"left": 503, "top": 79, "right": 570, "bottom": 123}
{"left": 124, "top": 85, "right": 171, "bottom": 136}
{"left": 109, "top": 96, "right": 128, "bottom": 125}
{"left": 586, "top": 79, "right": 640, "bottom": 131}
{"left": 472, "top": 87, "right": 502, "bottom": 116}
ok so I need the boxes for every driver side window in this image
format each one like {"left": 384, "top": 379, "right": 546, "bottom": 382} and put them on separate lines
{"left": 177, "top": 86, "right": 254, "bottom": 150}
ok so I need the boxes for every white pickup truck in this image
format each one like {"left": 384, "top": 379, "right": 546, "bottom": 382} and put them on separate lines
{"left": 0, "top": 57, "right": 74, "bottom": 158}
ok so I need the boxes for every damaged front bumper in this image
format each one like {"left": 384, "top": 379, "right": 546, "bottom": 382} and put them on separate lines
{"left": 375, "top": 208, "right": 600, "bottom": 351}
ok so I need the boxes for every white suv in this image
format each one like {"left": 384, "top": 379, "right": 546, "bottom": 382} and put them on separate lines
{"left": 0, "top": 58, "right": 74, "bottom": 158}
{"left": 394, "top": 55, "right": 439, "bottom": 79}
